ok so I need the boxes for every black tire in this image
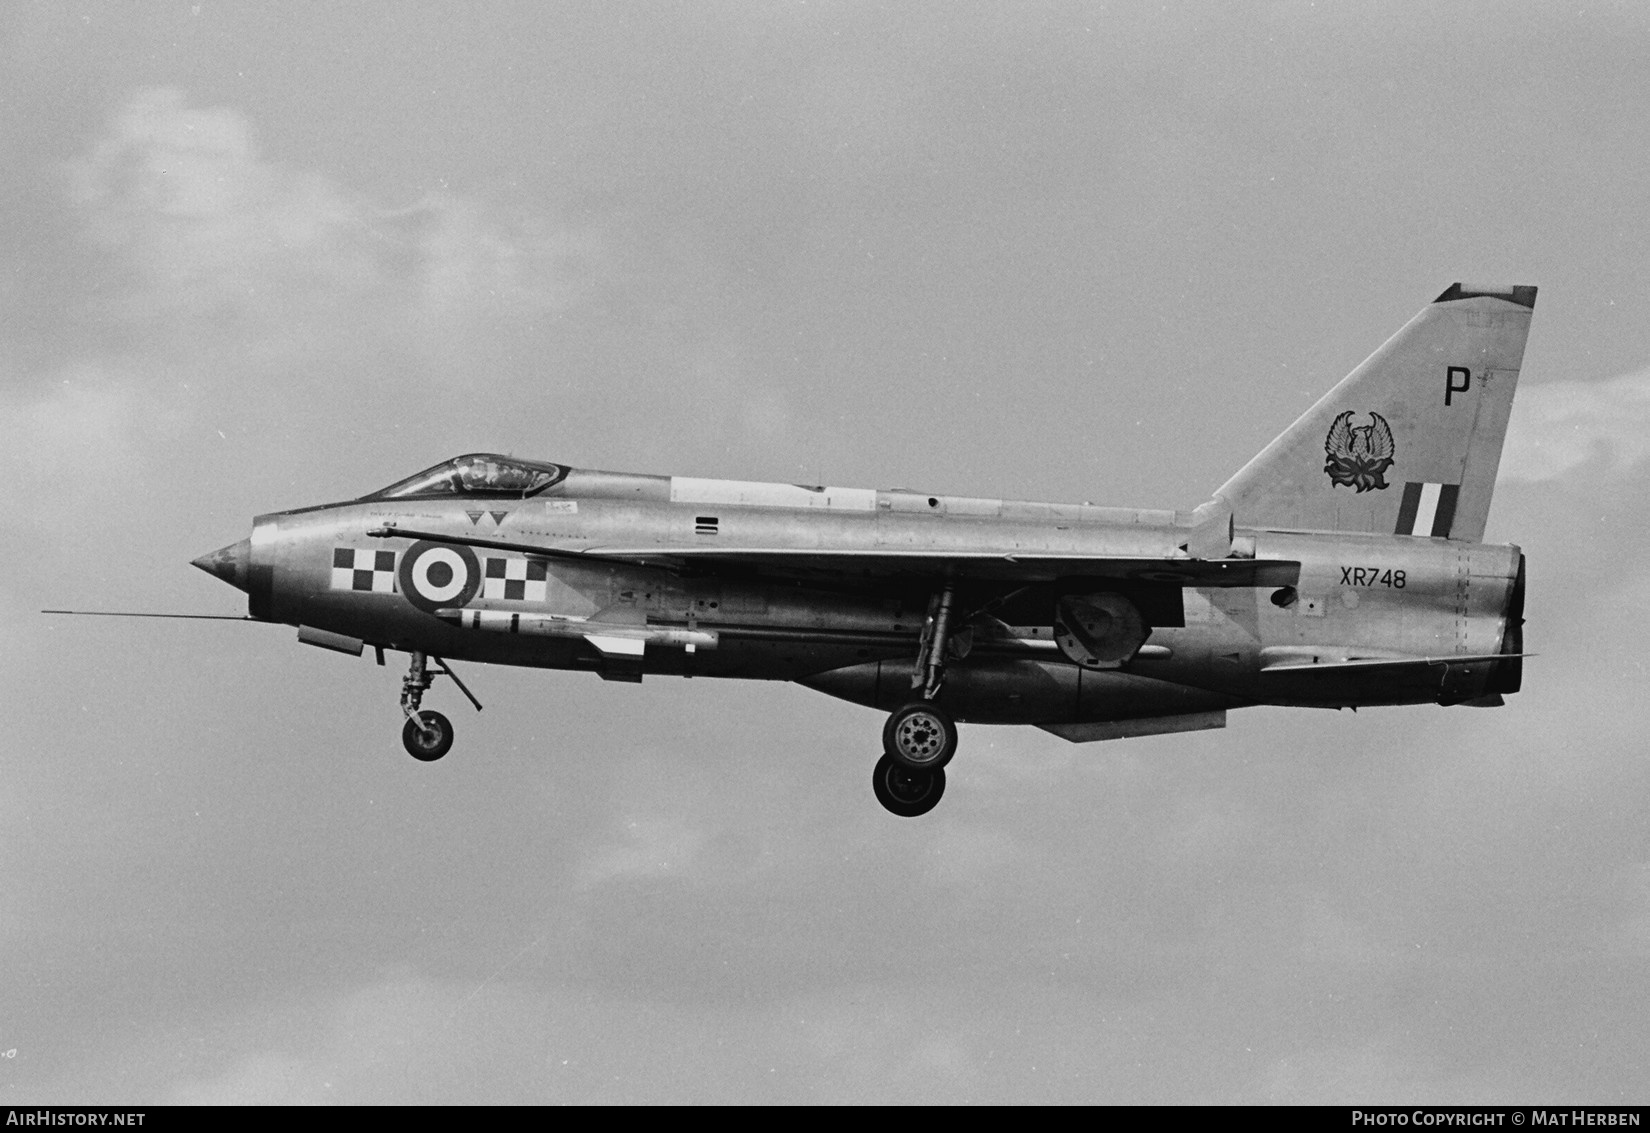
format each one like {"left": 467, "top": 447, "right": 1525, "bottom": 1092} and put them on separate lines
{"left": 402, "top": 710, "right": 454, "bottom": 761}
{"left": 882, "top": 700, "right": 958, "bottom": 771}
{"left": 872, "top": 753, "right": 946, "bottom": 817}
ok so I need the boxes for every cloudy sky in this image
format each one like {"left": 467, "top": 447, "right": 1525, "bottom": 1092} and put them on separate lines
{"left": 5, "top": 0, "right": 1650, "bottom": 1105}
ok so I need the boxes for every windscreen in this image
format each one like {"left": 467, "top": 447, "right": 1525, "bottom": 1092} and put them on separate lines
{"left": 364, "top": 454, "right": 565, "bottom": 500}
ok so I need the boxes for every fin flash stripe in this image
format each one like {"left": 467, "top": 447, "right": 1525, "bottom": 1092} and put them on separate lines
{"left": 1395, "top": 482, "right": 1459, "bottom": 538}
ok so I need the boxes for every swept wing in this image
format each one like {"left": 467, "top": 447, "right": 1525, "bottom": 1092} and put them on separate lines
{"left": 365, "top": 524, "right": 1300, "bottom": 589}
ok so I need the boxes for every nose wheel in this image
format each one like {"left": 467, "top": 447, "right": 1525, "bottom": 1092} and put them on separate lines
{"left": 397, "top": 651, "right": 481, "bottom": 762}
{"left": 402, "top": 710, "right": 454, "bottom": 761}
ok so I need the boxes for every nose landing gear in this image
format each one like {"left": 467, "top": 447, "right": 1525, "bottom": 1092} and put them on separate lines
{"left": 398, "top": 651, "right": 482, "bottom": 761}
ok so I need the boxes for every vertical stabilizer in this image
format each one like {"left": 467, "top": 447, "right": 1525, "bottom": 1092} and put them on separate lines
{"left": 1215, "top": 284, "right": 1536, "bottom": 542}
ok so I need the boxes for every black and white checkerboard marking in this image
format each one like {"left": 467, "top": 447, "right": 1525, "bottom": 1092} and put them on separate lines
{"left": 483, "top": 557, "right": 549, "bottom": 602}
{"left": 332, "top": 548, "right": 397, "bottom": 593}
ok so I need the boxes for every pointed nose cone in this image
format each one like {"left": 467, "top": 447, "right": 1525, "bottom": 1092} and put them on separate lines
{"left": 192, "top": 537, "right": 252, "bottom": 593}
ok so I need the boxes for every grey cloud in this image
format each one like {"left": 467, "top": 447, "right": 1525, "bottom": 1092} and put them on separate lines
{"left": 2, "top": 87, "right": 622, "bottom": 523}
{"left": 66, "top": 88, "right": 603, "bottom": 359}
{"left": 1500, "top": 368, "right": 1650, "bottom": 483}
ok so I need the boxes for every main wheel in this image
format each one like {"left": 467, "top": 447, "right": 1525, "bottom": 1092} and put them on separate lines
{"left": 872, "top": 753, "right": 946, "bottom": 817}
{"left": 402, "top": 710, "right": 454, "bottom": 761}
{"left": 882, "top": 700, "right": 959, "bottom": 771}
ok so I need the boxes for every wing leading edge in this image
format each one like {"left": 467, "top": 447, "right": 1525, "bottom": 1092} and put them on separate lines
{"left": 365, "top": 524, "right": 1301, "bottom": 589}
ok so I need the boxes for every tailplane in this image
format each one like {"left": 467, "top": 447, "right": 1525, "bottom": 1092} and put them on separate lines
{"left": 1216, "top": 284, "right": 1536, "bottom": 542}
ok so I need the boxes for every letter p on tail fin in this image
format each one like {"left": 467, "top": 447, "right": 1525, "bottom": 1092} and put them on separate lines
{"left": 1215, "top": 284, "right": 1536, "bottom": 542}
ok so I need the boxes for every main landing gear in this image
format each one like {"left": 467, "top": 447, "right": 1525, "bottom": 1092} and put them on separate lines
{"left": 873, "top": 753, "right": 945, "bottom": 817}
{"left": 398, "top": 651, "right": 482, "bottom": 761}
{"left": 882, "top": 700, "right": 958, "bottom": 772}
{"left": 874, "top": 583, "right": 963, "bottom": 817}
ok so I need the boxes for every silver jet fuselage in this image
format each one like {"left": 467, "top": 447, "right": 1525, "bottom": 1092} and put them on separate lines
{"left": 201, "top": 463, "right": 1523, "bottom": 733}
{"left": 181, "top": 283, "right": 1538, "bottom": 815}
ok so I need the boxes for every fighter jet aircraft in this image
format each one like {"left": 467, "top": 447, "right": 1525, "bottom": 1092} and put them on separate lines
{"left": 173, "top": 283, "right": 1535, "bottom": 816}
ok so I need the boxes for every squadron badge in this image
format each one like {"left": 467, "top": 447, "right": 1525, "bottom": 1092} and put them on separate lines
{"left": 1324, "top": 411, "right": 1395, "bottom": 492}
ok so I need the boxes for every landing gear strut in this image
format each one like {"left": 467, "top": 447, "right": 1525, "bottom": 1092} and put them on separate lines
{"left": 399, "top": 651, "right": 482, "bottom": 761}
{"left": 875, "top": 582, "right": 962, "bottom": 815}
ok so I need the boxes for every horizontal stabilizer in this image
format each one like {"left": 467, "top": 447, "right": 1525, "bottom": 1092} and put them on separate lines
{"left": 1258, "top": 648, "right": 1531, "bottom": 707}
{"left": 1259, "top": 649, "right": 1532, "bottom": 673}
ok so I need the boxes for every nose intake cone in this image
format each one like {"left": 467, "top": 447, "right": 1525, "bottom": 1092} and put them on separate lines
{"left": 192, "top": 538, "right": 252, "bottom": 593}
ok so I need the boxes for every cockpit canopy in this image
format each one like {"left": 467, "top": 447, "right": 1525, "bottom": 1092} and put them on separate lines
{"left": 363, "top": 454, "right": 567, "bottom": 500}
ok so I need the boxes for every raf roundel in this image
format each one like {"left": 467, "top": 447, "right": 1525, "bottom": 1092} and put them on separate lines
{"left": 397, "top": 540, "right": 482, "bottom": 614}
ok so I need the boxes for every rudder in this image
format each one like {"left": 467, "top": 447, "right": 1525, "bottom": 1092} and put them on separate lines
{"left": 1215, "top": 283, "right": 1536, "bottom": 542}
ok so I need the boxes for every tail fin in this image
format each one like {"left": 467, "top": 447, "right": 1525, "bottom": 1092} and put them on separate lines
{"left": 1215, "top": 284, "right": 1536, "bottom": 542}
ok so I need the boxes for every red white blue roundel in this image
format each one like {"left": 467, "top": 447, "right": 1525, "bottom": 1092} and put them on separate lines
{"left": 398, "top": 540, "right": 481, "bottom": 614}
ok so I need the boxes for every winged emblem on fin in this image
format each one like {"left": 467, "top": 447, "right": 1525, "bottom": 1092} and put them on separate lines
{"left": 1323, "top": 411, "right": 1394, "bottom": 492}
